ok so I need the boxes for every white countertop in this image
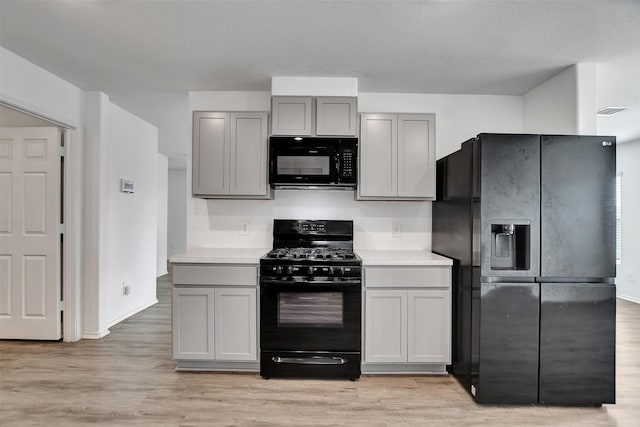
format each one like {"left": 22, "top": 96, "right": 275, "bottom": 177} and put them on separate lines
{"left": 355, "top": 250, "right": 453, "bottom": 266}
{"left": 169, "top": 248, "right": 270, "bottom": 264}
{"left": 170, "top": 248, "right": 452, "bottom": 266}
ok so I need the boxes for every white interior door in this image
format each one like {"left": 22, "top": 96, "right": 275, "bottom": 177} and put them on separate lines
{"left": 0, "top": 127, "right": 61, "bottom": 340}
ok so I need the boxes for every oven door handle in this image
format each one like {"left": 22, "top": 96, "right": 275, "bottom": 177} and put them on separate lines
{"left": 272, "top": 356, "right": 347, "bottom": 365}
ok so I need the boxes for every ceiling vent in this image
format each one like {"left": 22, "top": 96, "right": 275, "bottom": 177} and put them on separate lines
{"left": 597, "top": 106, "right": 628, "bottom": 116}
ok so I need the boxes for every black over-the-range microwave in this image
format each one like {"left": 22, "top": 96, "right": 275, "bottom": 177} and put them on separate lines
{"left": 268, "top": 136, "right": 358, "bottom": 189}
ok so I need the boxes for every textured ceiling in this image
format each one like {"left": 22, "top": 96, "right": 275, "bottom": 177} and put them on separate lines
{"left": 2, "top": 0, "right": 639, "bottom": 95}
{"left": 1, "top": 1, "right": 639, "bottom": 166}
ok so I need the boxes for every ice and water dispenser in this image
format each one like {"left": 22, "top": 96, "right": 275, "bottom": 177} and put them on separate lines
{"left": 490, "top": 221, "right": 531, "bottom": 270}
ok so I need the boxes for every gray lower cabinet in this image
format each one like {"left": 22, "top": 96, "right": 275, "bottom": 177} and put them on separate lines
{"left": 363, "top": 266, "right": 451, "bottom": 373}
{"left": 173, "top": 287, "right": 215, "bottom": 360}
{"left": 359, "top": 113, "right": 435, "bottom": 200}
{"left": 192, "top": 111, "right": 268, "bottom": 198}
{"left": 172, "top": 264, "right": 259, "bottom": 371}
{"left": 271, "top": 96, "right": 357, "bottom": 136}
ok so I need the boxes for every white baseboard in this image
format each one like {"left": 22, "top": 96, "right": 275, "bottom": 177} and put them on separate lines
{"left": 82, "top": 329, "right": 111, "bottom": 339}
{"left": 617, "top": 294, "right": 640, "bottom": 304}
{"left": 107, "top": 298, "right": 159, "bottom": 329}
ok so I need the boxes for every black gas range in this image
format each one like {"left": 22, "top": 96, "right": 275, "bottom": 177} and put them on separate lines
{"left": 259, "top": 219, "right": 362, "bottom": 380}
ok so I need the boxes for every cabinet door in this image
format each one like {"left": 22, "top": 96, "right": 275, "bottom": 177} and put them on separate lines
{"left": 316, "top": 97, "right": 357, "bottom": 136}
{"left": 192, "top": 112, "right": 230, "bottom": 196}
{"left": 214, "top": 287, "right": 257, "bottom": 361}
{"left": 359, "top": 114, "right": 397, "bottom": 198}
{"left": 398, "top": 114, "right": 435, "bottom": 198}
{"left": 365, "top": 289, "right": 407, "bottom": 363}
{"left": 407, "top": 289, "right": 450, "bottom": 363}
{"left": 172, "top": 287, "right": 215, "bottom": 360}
{"left": 229, "top": 112, "right": 268, "bottom": 196}
{"left": 271, "top": 97, "right": 312, "bottom": 135}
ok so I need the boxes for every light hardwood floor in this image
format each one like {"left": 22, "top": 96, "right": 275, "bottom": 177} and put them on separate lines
{"left": 1, "top": 276, "right": 639, "bottom": 426}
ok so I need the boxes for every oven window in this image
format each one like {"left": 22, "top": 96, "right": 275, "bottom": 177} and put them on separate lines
{"left": 277, "top": 156, "right": 330, "bottom": 176}
{"left": 278, "top": 292, "right": 343, "bottom": 326}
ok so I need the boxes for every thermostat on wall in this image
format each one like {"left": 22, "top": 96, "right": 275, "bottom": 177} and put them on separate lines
{"left": 121, "top": 179, "right": 134, "bottom": 194}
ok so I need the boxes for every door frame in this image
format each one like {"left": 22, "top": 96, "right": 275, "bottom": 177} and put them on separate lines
{"left": 0, "top": 101, "right": 82, "bottom": 342}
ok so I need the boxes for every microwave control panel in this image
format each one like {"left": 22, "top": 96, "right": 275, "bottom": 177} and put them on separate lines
{"left": 342, "top": 149, "right": 354, "bottom": 178}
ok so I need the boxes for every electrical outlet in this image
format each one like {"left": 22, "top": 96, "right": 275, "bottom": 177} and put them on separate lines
{"left": 628, "top": 271, "right": 636, "bottom": 283}
{"left": 240, "top": 221, "right": 249, "bottom": 236}
{"left": 123, "top": 281, "right": 132, "bottom": 296}
{"left": 392, "top": 223, "right": 402, "bottom": 238}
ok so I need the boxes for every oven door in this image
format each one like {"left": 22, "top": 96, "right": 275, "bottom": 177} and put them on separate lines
{"left": 260, "top": 279, "right": 361, "bottom": 352}
{"left": 269, "top": 143, "right": 338, "bottom": 186}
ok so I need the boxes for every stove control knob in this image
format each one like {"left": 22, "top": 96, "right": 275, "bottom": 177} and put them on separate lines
{"left": 276, "top": 266, "right": 283, "bottom": 275}
{"left": 286, "top": 266, "right": 293, "bottom": 276}
{"left": 308, "top": 266, "right": 314, "bottom": 276}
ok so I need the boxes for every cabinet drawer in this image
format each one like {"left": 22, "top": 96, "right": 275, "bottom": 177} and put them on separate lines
{"left": 365, "top": 267, "right": 449, "bottom": 288}
{"left": 173, "top": 265, "right": 258, "bottom": 286}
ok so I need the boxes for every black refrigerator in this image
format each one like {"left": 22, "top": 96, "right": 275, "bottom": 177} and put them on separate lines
{"left": 433, "top": 133, "right": 616, "bottom": 405}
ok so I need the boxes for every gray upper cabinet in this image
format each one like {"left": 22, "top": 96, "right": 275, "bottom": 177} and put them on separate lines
{"left": 192, "top": 111, "right": 269, "bottom": 198}
{"left": 316, "top": 97, "right": 357, "bottom": 136}
{"left": 193, "top": 112, "right": 229, "bottom": 196}
{"left": 359, "top": 113, "right": 435, "bottom": 200}
{"left": 271, "top": 97, "right": 312, "bottom": 136}
{"left": 271, "top": 96, "right": 357, "bottom": 136}
{"left": 359, "top": 114, "right": 397, "bottom": 198}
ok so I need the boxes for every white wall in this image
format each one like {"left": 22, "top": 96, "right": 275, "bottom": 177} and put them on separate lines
{"left": 597, "top": 52, "right": 640, "bottom": 143}
{"left": 616, "top": 139, "right": 640, "bottom": 303}
{"left": 0, "top": 47, "right": 84, "bottom": 341}
{"left": 0, "top": 47, "right": 83, "bottom": 128}
{"left": 168, "top": 168, "right": 187, "bottom": 256}
{"left": 185, "top": 91, "right": 523, "bottom": 252}
{"left": 523, "top": 66, "right": 578, "bottom": 134}
{"left": 104, "top": 102, "right": 159, "bottom": 329}
{"left": 83, "top": 91, "right": 110, "bottom": 337}
{"left": 157, "top": 154, "right": 168, "bottom": 276}
{"left": 596, "top": 52, "right": 640, "bottom": 303}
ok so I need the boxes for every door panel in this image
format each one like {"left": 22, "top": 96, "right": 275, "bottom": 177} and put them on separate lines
{"left": 0, "top": 127, "right": 60, "bottom": 340}
{"left": 479, "top": 134, "right": 540, "bottom": 278}
{"left": 24, "top": 173, "right": 47, "bottom": 233}
{"left": 0, "top": 172, "right": 11, "bottom": 232}
{"left": 214, "top": 287, "right": 257, "bottom": 361}
{"left": 359, "top": 114, "right": 397, "bottom": 197}
{"left": 478, "top": 282, "right": 539, "bottom": 404}
{"left": 408, "top": 289, "right": 450, "bottom": 363}
{"left": 364, "top": 289, "right": 406, "bottom": 363}
{"left": 172, "top": 287, "right": 215, "bottom": 360}
{"left": 271, "top": 97, "right": 312, "bottom": 136}
{"left": 398, "top": 114, "right": 434, "bottom": 198}
{"left": 539, "top": 283, "right": 615, "bottom": 404}
{"left": 540, "top": 135, "right": 616, "bottom": 279}
{"left": 192, "top": 112, "right": 229, "bottom": 195}
{"left": 230, "top": 113, "right": 268, "bottom": 196}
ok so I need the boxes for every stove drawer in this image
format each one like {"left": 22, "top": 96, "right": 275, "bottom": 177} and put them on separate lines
{"left": 173, "top": 265, "right": 258, "bottom": 286}
{"left": 364, "top": 267, "right": 450, "bottom": 288}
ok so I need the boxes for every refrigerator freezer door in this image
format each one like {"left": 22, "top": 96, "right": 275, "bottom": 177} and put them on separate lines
{"left": 480, "top": 134, "right": 540, "bottom": 278}
{"left": 540, "top": 135, "right": 616, "bottom": 279}
{"left": 477, "top": 282, "right": 539, "bottom": 404}
{"left": 539, "top": 283, "right": 616, "bottom": 404}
